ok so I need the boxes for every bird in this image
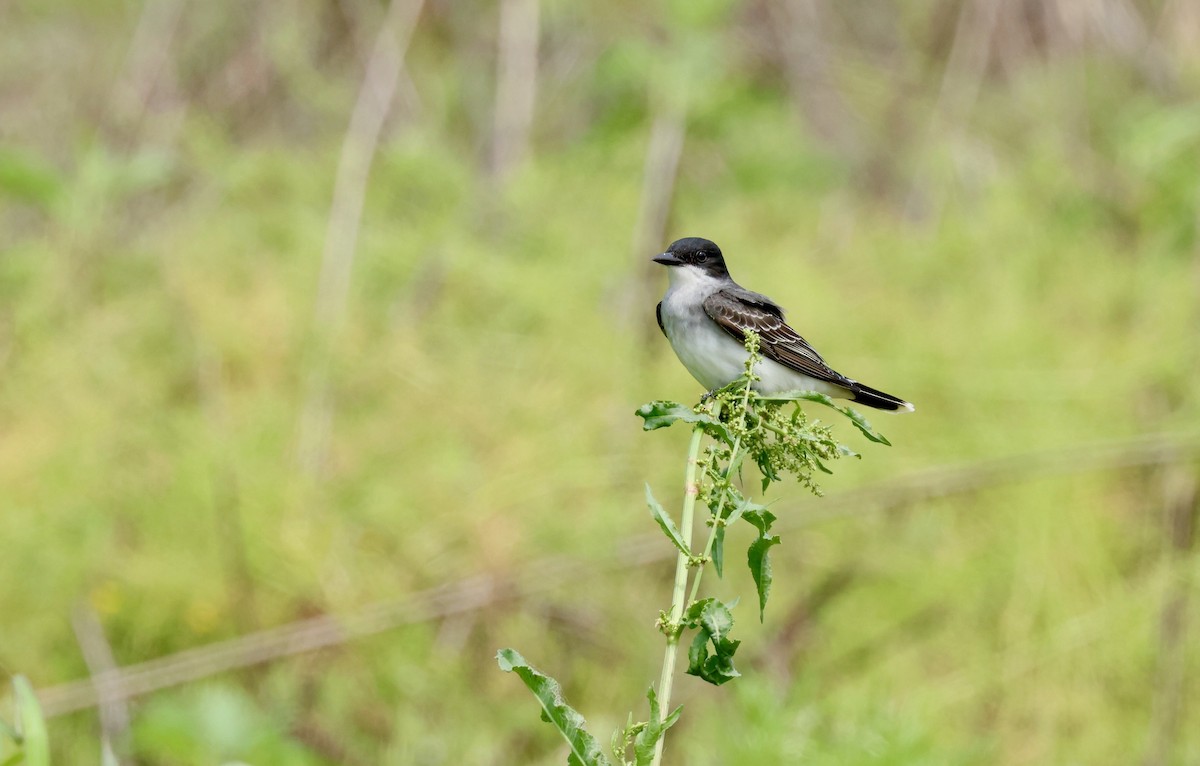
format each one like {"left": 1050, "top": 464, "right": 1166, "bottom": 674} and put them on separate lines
{"left": 653, "top": 236, "right": 914, "bottom": 412}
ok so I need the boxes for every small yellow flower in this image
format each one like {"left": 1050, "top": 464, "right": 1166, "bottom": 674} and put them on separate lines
{"left": 90, "top": 581, "right": 123, "bottom": 616}
{"left": 186, "top": 599, "right": 221, "bottom": 634}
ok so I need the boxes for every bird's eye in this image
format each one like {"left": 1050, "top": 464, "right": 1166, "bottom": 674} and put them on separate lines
{"left": 695, "top": 253, "right": 708, "bottom": 263}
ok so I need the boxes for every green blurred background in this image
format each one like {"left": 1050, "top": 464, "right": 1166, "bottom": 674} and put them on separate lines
{"left": 2, "top": 0, "right": 1199, "bottom": 763}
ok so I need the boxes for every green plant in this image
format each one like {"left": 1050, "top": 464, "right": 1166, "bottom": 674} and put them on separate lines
{"left": 498, "top": 332, "right": 891, "bottom": 765}
{"left": 1, "top": 676, "right": 49, "bottom": 766}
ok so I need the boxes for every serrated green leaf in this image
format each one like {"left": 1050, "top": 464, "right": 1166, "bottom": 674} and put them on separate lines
{"left": 705, "top": 636, "right": 742, "bottom": 684}
{"left": 631, "top": 694, "right": 656, "bottom": 766}
{"left": 683, "top": 600, "right": 742, "bottom": 686}
{"left": 698, "top": 600, "right": 734, "bottom": 642}
{"left": 724, "top": 496, "right": 752, "bottom": 527}
{"left": 742, "top": 508, "right": 776, "bottom": 536}
{"left": 710, "top": 490, "right": 750, "bottom": 580}
{"left": 663, "top": 705, "right": 682, "bottom": 728}
{"left": 612, "top": 710, "right": 635, "bottom": 766}
{"left": 838, "top": 409, "right": 891, "bottom": 445}
{"left": 712, "top": 522, "right": 726, "bottom": 577}
{"left": 634, "top": 401, "right": 700, "bottom": 430}
{"left": 644, "top": 484, "right": 691, "bottom": 557}
{"left": 634, "top": 402, "right": 730, "bottom": 442}
{"left": 11, "top": 677, "right": 47, "bottom": 766}
{"left": 747, "top": 534, "right": 781, "bottom": 621}
{"left": 687, "top": 635, "right": 741, "bottom": 685}
{"left": 497, "top": 649, "right": 612, "bottom": 766}
{"left": 755, "top": 451, "right": 779, "bottom": 490}
{"left": 632, "top": 687, "right": 682, "bottom": 766}
{"left": 686, "top": 630, "right": 709, "bottom": 677}
{"left": 682, "top": 597, "right": 711, "bottom": 624}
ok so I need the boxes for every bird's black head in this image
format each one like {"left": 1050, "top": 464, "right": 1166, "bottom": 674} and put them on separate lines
{"left": 652, "top": 237, "right": 728, "bottom": 278}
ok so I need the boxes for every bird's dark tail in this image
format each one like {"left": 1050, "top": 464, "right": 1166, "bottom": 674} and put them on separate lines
{"left": 850, "top": 382, "right": 914, "bottom": 412}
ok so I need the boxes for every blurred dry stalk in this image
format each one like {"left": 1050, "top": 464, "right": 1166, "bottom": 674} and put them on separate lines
{"left": 193, "top": 344, "right": 260, "bottom": 630}
{"left": 298, "top": 0, "right": 427, "bottom": 477}
{"left": 905, "top": 0, "right": 1000, "bottom": 222}
{"left": 904, "top": 0, "right": 1184, "bottom": 222}
{"left": 630, "top": 104, "right": 687, "bottom": 348}
{"left": 335, "top": 0, "right": 424, "bottom": 122}
{"left": 106, "top": 0, "right": 187, "bottom": 144}
{"left": 1159, "top": 0, "right": 1200, "bottom": 53}
{"left": 70, "top": 605, "right": 130, "bottom": 761}
{"left": 34, "top": 433, "right": 1199, "bottom": 718}
{"left": 490, "top": 0, "right": 541, "bottom": 179}
{"left": 1143, "top": 466, "right": 1197, "bottom": 766}
{"left": 60, "top": 0, "right": 187, "bottom": 290}
{"left": 766, "top": 0, "right": 861, "bottom": 158}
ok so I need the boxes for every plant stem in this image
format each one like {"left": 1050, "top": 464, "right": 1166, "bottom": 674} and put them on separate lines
{"left": 650, "top": 423, "right": 705, "bottom": 766}
{"left": 686, "top": 387, "right": 752, "bottom": 607}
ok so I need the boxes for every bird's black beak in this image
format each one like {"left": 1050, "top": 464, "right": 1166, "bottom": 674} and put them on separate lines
{"left": 652, "top": 251, "right": 682, "bottom": 266}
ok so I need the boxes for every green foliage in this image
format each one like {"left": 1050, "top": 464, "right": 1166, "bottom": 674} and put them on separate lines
{"left": 645, "top": 484, "right": 692, "bottom": 558}
{"left": 0, "top": 148, "right": 62, "bottom": 209}
{"left": 131, "top": 685, "right": 320, "bottom": 765}
{"left": 759, "top": 391, "right": 892, "bottom": 447}
{"left": 746, "top": 532, "right": 780, "bottom": 622}
{"left": 0, "top": 676, "right": 49, "bottom": 766}
{"left": 497, "top": 649, "right": 611, "bottom": 766}
{"left": 505, "top": 333, "right": 889, "bottom": 762}
{"left": 635, "top": 402, "right": 729, "bottom": 442}
{"left": 636, "top": 334, "right": 890, "bottom": 756}
{"left": 611, "top": 688, "right": 682, "bottom": 766}
{"left": 684, "top": 599, "right": 742, "bottom": 685}
{"left": 641, "top": 333, "right": 887, "bottom": 643}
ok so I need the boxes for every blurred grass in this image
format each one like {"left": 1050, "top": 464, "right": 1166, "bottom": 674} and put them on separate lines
{"left": 1, "top": 0, "right": 1199, "bottom": 763}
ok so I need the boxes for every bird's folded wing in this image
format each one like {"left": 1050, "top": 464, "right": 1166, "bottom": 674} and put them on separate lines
{"left": 702, "top": 289, "right": 853, "bottom": 387}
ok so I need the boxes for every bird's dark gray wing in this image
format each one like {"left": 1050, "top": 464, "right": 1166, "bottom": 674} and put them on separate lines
{"left": 656, "top": 301, "right": 666, "bottom": 338}
{"left": 702, "top": 288, "right": 854, "bottom": 387}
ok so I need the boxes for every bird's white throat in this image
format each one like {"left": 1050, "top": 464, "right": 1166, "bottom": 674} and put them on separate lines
{"left": 664, "top": 264, "right": 724, "bottom": 294}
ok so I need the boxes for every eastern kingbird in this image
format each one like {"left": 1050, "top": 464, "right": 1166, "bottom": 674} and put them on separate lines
{"left": 653, "top": 237, "right": 914, "bottom": 412}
